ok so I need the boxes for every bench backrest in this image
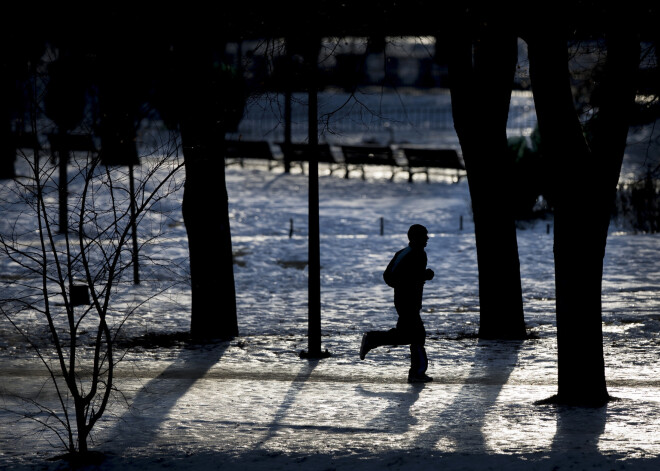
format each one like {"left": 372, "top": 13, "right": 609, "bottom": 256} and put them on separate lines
{"left": 47, "top": 133, "right": 97, "bottom": 153}
{"left": 278, "top": 143, "right": 335, "bottom": 164}
{"left": 341, "top": 145, "right": 395, "bottom": 166}
{"left": 225, "top": 140, "right": 274, "bottom": 160}
{"left": 12, "top": 132, "right": 41, "bottom": 150}
{"left": 401, "top": 147, "right": 464, "bottom": 170}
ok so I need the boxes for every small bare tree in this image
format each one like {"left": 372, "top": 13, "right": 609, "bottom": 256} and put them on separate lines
{"left": 0, "top": 130, "right": 185, "bottom": 459}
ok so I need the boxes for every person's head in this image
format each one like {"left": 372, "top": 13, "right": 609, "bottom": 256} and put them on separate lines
{"left": 407, "top": 224, "right": 429, "bottom": 248}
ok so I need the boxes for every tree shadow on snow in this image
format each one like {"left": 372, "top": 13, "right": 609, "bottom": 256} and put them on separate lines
{"left": 101, "top": 336, "right": 229, "bottom": 449}
{"left": 547, "top": 402, "right": 608, "bottom": 461}
{"left": 354, "top": 383, "right": 426, "bottom": 434}
{"left": 252, "top": 360, "right": 321, "bottom": 450}
{"left": 414, "top": 338, "right": 523, "bottom": 452}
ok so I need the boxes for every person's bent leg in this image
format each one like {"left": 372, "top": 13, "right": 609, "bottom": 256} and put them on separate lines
{"left": 360, "top": 328, "right": 405, "bottom": 360}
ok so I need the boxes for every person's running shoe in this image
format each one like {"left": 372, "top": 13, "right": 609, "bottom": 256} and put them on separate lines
{"left": 408, "top": 372, "right": 433, "bottom": 383}
{"left": 359, "top": 333, "right": 372, "bottom": 360}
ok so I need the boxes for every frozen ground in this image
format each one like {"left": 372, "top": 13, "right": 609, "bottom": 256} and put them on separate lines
{"left": 1, "top": 92, "right": 660, "bottom": 469}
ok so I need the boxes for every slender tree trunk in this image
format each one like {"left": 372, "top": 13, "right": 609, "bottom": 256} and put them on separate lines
{"left": 527, "top": 27, "right": 639, "bottom": 406}
{"left": 447, "top": 20, "right": 527, "bottom": 339}
{"left": 283, "top": 41, "right": 293, "bottom": 174}
{"left": 0, "top": 114, "right": 14, "bottom": 179}
{"left": 75, "top": 397, "right": 88, "bottom": 453}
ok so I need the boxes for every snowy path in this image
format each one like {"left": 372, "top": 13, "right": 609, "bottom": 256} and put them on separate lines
{"left": 3, "top": 333, "right": 660, "bottom": 470}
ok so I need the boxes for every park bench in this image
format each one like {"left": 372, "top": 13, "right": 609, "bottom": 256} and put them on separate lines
{"left": 277, "top": 142, "right": 341, "bottom": 175}
{"left": 0, "top": 132, "right": 42, "bottom": 179}
{"left": 225, "top": 139, "right": 279, "bottom": 170}
{"left": 49, "top": 133, "right": 142, "bottom": 166}
{"left": 400, "top": 147, "right": 466, "bottom": 183}
{"left": 47, "top": 133, "right": 97, "bottom": 154}
{"left": 12, "top": 131, "right": 41, "bottom": 151}
{"left": 340, "top": 144, "right": 403, "bottom": 180}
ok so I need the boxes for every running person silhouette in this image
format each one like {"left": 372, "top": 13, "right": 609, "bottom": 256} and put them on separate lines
{"left": 360, "top": 224, "right": 434, "bottom": 383}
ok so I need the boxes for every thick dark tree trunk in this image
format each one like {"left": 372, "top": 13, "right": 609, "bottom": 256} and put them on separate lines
{"left": 447, "top": 21, "right": 527, "bottom": 340}
{"left": 181, "top": 131, "right": 238, "bottom": 340}
{"left": 176, "top": 42, "right": 242, "bottom": 341}
{"left": 527, "top": 28, "right": 639, "bottom": 406}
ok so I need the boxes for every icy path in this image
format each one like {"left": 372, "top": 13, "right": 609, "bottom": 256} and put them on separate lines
{"left": 3, "top": 334, "right": 660, "bottom": 470}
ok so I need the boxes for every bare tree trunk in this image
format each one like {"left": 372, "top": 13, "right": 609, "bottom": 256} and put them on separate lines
{"left": 181, "top": 131, "right": 238, "bottom": 340}
{"left": 75, "top": 399, "right": 88, "bottom": 454}
{"left": 0, "top": 111, "right": 15, "bottom": 179}
{"left": 527, "top": 27, "right": 639, "bottom": 405}
{"left": 176, "top": 41, "right": 242, "bottom": 341}
{"left": 447, "top": 19, "right": 527, "bottom": 340}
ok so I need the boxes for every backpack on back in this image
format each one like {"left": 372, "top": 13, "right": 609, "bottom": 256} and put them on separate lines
{"left": 383, "top": 247, "right": 409, "bottom": 288}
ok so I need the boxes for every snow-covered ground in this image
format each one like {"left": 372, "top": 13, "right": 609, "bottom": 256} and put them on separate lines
{"left": 1, "top": 91, "right": 660, "bottom": 470}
